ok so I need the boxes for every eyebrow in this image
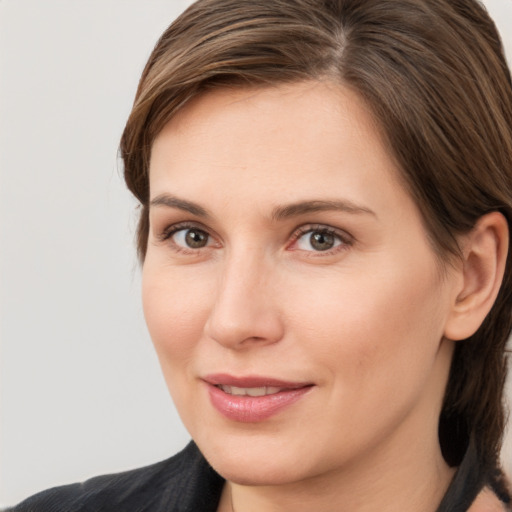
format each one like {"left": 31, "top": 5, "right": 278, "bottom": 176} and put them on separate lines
{"left": 150, "top": 194, "right": 210, "bottom": 218}
{"left": 149, "top": 194, "right": 375, "bottom": 220}
{"left": 271, "top": 200, "right": 376, "bottom": 221}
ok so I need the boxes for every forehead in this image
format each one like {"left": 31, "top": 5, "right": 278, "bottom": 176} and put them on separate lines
{"left": 151, "top": 81, "right": 398, "bottom": 180}
{"left": 149, "top": 81, "right": 416, "bottom": 221}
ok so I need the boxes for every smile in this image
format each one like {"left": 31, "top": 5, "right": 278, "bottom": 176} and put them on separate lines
{"left": 216, "top": 385, "right": 283, "bottom": 396}
{"left": 204, "top": 375, "right": 313, "bottom": 422}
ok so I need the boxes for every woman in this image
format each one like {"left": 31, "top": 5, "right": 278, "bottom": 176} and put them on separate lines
{"left": 9, "top": 0, "right": 512, "bottom": 510}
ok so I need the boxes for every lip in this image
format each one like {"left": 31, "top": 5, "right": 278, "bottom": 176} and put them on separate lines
{"left": 203, "top": 374, "right": 314, "bottom": 423}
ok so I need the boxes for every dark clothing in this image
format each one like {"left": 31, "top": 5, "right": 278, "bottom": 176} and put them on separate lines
{"left": 7, "top": 443, "right": 223, "bottom": 512}
{"left": 7, "top": 441, "right": 511, "bottom": 512}
{"left": 437, "top": 439, "right": 510, "bottom": 512}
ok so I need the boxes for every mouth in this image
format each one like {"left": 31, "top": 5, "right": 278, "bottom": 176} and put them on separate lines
{"left": 215, "top": 385, "right": 284, "bottom": 397}
{"left": 203, "top": 374, "right": 314, "bottom": 422}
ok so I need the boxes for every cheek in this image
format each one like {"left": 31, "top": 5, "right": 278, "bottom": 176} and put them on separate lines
{"left": 290, "top": 259, "right": 448, "bottom": 387}
{"left": 141, "top": 266, "right": 212, "bottom": 363}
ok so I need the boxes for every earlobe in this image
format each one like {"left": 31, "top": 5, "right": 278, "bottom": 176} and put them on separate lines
{"left": 443, "top": 212, "right": 509, "bottom": 341}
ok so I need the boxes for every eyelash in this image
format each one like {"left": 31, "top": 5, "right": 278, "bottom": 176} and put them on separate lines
{"left": 158, "top": 221, "right": 214, "bottom": 254}
{"left": 157, "top": 222, "right": 353, "bottom": 255}
{"left": 288, "top": 224, "right": 353, "bottom": 255}
{"left": 159, "top": 222, "right": 201, "bottom": 240}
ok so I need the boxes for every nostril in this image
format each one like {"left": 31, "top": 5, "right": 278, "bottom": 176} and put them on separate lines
{"left": 203, "top": 262, "right": 284, "bottom": 348}
{"left": 204, "top": 303, "right": 284, "bottom": 349}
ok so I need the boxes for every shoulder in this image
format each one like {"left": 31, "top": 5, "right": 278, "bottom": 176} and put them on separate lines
{"left": 6, "top": 442, "right": 224, "bottom": 512}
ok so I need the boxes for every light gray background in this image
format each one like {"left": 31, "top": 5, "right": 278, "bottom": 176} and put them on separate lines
{"left": 1, "top": 0, "right": 511, "bottom": 507}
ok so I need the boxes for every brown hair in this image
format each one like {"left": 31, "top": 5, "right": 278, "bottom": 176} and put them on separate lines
{"left": 120, "top": 0, "right": 512, "bottom": 470}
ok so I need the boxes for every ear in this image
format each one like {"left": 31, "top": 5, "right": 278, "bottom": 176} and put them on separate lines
{"left": 443, "top": 212, "right": 509, "bottom": 341}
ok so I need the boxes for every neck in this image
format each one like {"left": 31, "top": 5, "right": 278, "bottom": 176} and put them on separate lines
{"left": 220, "top": 435, "right": 454, "bottom": 512}
{"left": 225, "top": 443, "right": 453, "bottom": 512}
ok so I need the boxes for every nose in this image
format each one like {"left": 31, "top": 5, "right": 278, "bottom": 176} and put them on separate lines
{"left": 204, "top": 252, "right": 284, "bottom": 349}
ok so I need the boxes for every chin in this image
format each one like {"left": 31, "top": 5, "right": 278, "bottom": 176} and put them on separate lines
{"left": 194, "top": 432, "right": 323, "bottom": 486}
{"left": 209, "top": 454, "right": 307, "bottom": 486}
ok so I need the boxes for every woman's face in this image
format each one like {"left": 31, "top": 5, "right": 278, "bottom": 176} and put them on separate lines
{"left": 143, "top": 81, "right": 458, "bottom": 486}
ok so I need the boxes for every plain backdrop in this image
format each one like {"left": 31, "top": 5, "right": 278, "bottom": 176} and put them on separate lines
{"left": 1, "top": 0, "right": 512, "bottom": 507}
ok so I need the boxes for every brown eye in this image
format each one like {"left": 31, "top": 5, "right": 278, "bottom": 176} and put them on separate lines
{"left": 185, "top": 229, "right": 209, "bottom": 248}
{"left": 173, "top": 228, "right": 210, "bottom": 249}
{"left": 310, "top": 232, "right": 336, "bottom": 251}
{"left": 295, "top": 228, "right": 344, "bottom": 252}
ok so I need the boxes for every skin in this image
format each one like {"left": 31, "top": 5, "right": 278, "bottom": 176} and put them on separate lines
{"left": 469, "top": 489, "right": 509, "bottom": 512}
{"left": 143, "top": 81, "right": 483, "bottom": 511}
